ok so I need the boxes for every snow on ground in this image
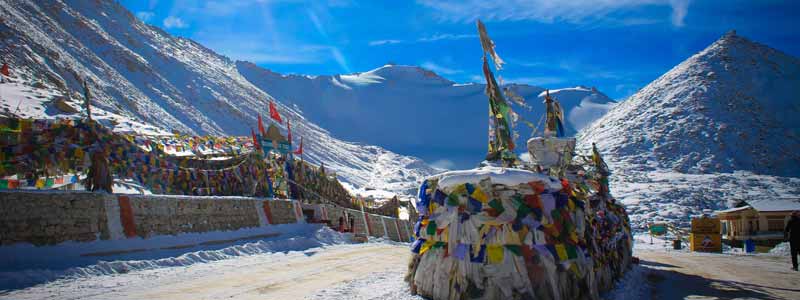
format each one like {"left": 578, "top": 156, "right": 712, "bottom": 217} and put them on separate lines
{"left": 0, "top": 224, "right": 351, "bottom": 291}
{"left": 0, "top": 75, "right": 171, "bottom": 136}
{"left": 0, "top": 237, "right": 411, "bottom": 300}
{"left": 768, "top": 242, "right": 791, "bottom": 256}
{"left": 601, "top": 265, "right": 651, "bottom": 300}
{"left": 307, "top": 270, "right": 421, "bottom": 300}
{"left": 1, "top": 220, "right": 656, "bottom": 300}
{"left": 612, "top": 170, "right": 800, "bottom": 230}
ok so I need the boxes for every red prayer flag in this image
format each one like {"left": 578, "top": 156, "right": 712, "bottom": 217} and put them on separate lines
{"left": 294, "top": 137, "right": 303, "bottom": 155}
{"left": 251, "top": 128, "right": 260, "bottom": 149}
{"left": 257, "top": 113, "right": 266, "bottom": 136}
{"left": 269, "top": 101, "right": 283, "bottom": 124}
{"left": 0, "top": 63, "right": 9, "bottom": 76}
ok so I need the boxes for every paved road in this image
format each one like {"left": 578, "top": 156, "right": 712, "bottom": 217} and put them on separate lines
{"left": 1, "top": 243, "right": 413, "bottom": 300}
{"left": 637, "top": 249, "right": 800, "bottom": 300}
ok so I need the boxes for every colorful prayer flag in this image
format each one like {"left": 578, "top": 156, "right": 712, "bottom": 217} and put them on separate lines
{"left": 269, "top": 101, "right": 283, "bottom": 124}
{"left": 258, "top": 113, "right": 266, "bottom": 136}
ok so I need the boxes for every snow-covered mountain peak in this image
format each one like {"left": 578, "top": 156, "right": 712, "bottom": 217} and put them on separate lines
{"left": 339, "top": 64, "right": 455, "bottom": 87}
{"left": 579, "top": 31, "right": 800, "bottom": 177}
{"left": 576, "top": 32, "right": 800, "bottom": 228}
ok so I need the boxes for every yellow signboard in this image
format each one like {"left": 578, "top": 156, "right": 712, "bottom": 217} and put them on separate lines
{"left": 689, "top": 233, "right": 722, "bottom": 252}
{"left": 691, "top": 216, "right": 720, "bottom": 234}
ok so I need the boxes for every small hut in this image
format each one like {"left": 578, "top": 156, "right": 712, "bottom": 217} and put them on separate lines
{"left": 716, "top": 198, "right": 800, "bottom": 247}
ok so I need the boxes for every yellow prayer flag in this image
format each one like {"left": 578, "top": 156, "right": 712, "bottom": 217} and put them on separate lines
{"left": 419, "top": 240, "right": 434, "bottom": 255}
{"left": 471, "top": 187, "right": 488, "bottom": 203}
{"left": 555, "top": 243, "right": 568, "bottom": 261}
{"left": 487, "top": 245, "right": 504, "bottom": 264}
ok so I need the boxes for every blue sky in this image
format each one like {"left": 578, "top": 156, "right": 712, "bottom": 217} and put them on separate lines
{"left": 119, "top": 1, "right": 800, "bottom": 169}
{"left": 121, "top": 0, "right": 800, "bottom": 101}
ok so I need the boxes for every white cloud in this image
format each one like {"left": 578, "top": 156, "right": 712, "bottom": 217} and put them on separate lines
{"left": 669, "top": 0, "right": 689, "bottom": 27}
{"left": 369, "top": 39, "right": 403, "bottom": 46}
{"left": 417, "top": 33, "right": 477, "bottom": 42}
{"left": 163, "top": 16, "right": 187, "bottom": 29}
{"left": 420, "top": 61, "right": 461, "bottom": 75}
{"left": 417, "top": 0, "right": 690, "bottom": 27}
{"left": 368, "top": 33, "right": 476, "bottom": 46}
{"left": 431, "top": 159, "right": 456, "bottom": 170}
{"left": 135, "top": 11, "right": 154, "bottom": 22}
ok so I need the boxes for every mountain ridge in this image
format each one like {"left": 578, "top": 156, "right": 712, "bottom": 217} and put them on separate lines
{"left": 0, "top": 0, "right": 441, "bottom": 195}
{"left": 237, "top": 61, "right": 617, "bottom": 168}
{"left": 576, "top": 31, "right": 800, "bottom": 228}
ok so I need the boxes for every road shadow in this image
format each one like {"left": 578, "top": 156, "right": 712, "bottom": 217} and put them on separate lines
{"left": 641, "top": 259, "right": 797, "bottom": 300}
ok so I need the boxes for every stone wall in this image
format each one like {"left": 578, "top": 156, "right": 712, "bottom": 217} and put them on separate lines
{"left": 0, "top": 191, "right": 412, "bottom": 247}
{"left": 367, "top": 213, "right": 386, "bottom": 238}
{"left": 267, "top": 200, "right": 300, "bottom": 224}
{"left": 123, "top": 195, "right": 262, "bottom": 238}
{"left": 0, "top": 191, "right": 112, "bottom": 246}
{"left": 383, "top": 216, "right": 402, "bottom": 241}
{"left": 346, "top": 209, "right": 370, "bottom": 236}
{"left": 327, "top": 206, "right": 347, "bottom": 229}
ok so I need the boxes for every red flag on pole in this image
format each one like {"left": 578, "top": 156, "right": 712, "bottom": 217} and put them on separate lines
{"left": 287, "top": 120, "right": 292, "bottom": 145}
{"left": 294, "top": 137, "right": 303, "bottom": 155}
{"left": 0, "top": 63, "right": 9, "bottom": 77}
{"left": 251, "top": 128, "right": 261, "bottom": 149}
{"left": 257, "top": 113, "right": 266, "bottom": 136}
{"left": 269, "top": 101, "right": 283, "bottom": 124}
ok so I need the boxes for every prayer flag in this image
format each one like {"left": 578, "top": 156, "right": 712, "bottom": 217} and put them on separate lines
{"left": 294, "top": 137, "right": 303, "bottom": 155}
{"left": 258, "top": 114, "right": 266, "bottom": 136}
{"left": 269, "top": 101, "right": 283, "bottom": 124}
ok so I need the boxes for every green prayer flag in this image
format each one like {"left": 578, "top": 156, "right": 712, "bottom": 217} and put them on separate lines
{"left": 427, "top": 221, "right": 437, "bottom": 236}
{"left": 505, "top": 245, "right": 522, "bottom": 256}
{"left": 488, "top": 199, "right": 505, "bottom": 214}
{"left": 447, "top": 193, "right": 460, "bottom": 206}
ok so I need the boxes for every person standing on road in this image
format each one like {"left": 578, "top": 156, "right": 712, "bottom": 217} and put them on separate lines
{"left": 784, "top": 211, "right": 800, "bottom": 271}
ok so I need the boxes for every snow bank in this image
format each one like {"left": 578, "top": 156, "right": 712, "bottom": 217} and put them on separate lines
{"left": 0, "top": 224, "right": 350, "bottom": 290}
{"left": 768, "top": 242, "right": 791, "bottom": 256}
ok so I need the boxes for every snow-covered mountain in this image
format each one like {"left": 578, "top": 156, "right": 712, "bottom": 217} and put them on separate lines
{"left": 0, "top": 0, "right": 440, "bottom": 196}
{"left": 577, "top": 31, "right": 800, "bottom": 229}
{"left": 238, "top": 62, "right": 615, "bottom": 165}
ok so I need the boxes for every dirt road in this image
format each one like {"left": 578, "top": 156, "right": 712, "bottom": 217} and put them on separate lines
{"left": 637, "top": 249, "right": 800, "bottom": 300}
{"left": 1, "top": 243, "right": 415, "bottom": 300}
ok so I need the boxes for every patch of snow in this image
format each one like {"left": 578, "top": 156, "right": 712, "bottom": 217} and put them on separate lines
{"left": 432, "top": 166, "right": 562, "bottom": 191}
{"left": 767, "top": 242, "right": 791, "bottom": 256}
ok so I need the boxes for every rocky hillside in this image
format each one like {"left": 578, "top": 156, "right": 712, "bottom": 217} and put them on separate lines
{"left": 577, "top": 31, "right": 800, "bottom": 228}
{"left": 0, "top": 0, "right": 439, "bottom": 195}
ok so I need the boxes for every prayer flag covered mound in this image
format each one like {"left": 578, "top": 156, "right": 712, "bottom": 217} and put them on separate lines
{"left": 406, "top": 166, "right": 632, "bottom": 300}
